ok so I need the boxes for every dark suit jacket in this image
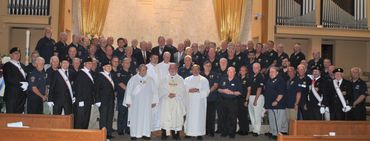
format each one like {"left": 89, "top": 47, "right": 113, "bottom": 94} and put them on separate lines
{"left": 74, "top": 71, "right": 95, "bottom": 106}
{"left": 134, "top": 50, "right": 151, "bottom": 65}
{"left": 325, "top": 79, "right": 353, "bottom": 109}
{"left": 151, "top": 45, "right": 174, "bottom": 62}
{"left": 95, "top": 73, "right": 115, "bottom": 104}
{"left": 48, "top": 70, "right": 73, "bottom": 105}
{"left": 3, "top": 62, "right": 27, "bottom": 101}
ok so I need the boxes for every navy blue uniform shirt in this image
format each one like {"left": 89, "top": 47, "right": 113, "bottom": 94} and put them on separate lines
{"left": 219, "top": 76, "right": 242, "bottom": 99}
{"left": 264, "top": 76, "right": 286, "bottom": 109}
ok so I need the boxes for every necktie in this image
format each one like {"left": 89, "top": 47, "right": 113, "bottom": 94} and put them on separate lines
{"left": 143, "top": 51, "right": 146, "bottom": 63}
{"left": 178, "top": 52, "right": 182, "bottom": 63}
{"left": 160, "top": 47, "right": 163, "bottom": 55}
{"left": 65, "top": 71, "right": 68, "bottom": 77}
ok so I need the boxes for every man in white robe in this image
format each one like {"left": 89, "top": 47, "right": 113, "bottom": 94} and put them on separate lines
{"left": 159, "top": 63, "right": 186, "bottom": 140}
{"left": 157, "top": 52, "right": 171, "bottom": 78}
{"left": 123, "top": 64, "right": 159, "bottom": 140}
{"left": 145, "top": 54, "right": 161, "bottom": 131}
{"left": 184, "top": 64, "right": 210, "bottom": 140}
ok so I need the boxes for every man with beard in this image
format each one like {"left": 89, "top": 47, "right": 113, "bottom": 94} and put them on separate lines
{"left": 326, "top": 68, "right": 353, "bottom": 120}
{"left": 306, "top": 66, "right": 327, "bottom": 120}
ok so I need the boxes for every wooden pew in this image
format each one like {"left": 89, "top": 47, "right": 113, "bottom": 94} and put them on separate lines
{"left": 277, "top": 134, "right": 370, "bottom": 141}
{"left": 289, "top": 120, "right": 370, "bottom": 136}
{"left": 0, "top": 127, "right": 106, "bottom": 141}
{"left": 0, "top": 114, "right": 73, "bottom": 129}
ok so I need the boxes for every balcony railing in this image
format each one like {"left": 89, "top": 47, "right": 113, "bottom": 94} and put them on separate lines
{"left": 322, "top": 0, "right": 368, "bottom": 29}
{"left": 276, "top": 0, "right": 317, "bottom": 27}
{"left": 8, "top": 0, "right": 50, "bottom": 16}
{"left": 276, "top": 0, "right": 368, "bottom": 29}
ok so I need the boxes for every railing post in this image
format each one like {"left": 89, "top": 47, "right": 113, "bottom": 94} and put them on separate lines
{"left": 367, "top": 0, "right": 370, "bottom": 30}
{"left": 316, "top": 0, "right": 322, "bottom": 27}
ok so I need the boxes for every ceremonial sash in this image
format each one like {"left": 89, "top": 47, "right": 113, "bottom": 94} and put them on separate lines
{"left": 100, "top": 72, "right": 114, "bottom": 88}
{"left": 0, "top": 78, "right": 4, "bottom": 97}
{"left": 333, "top": 80, "right": 351, "bottom": 112}
{"left": 9, "top": 60, "right": 26, "bottom": 79}
{"left": 81, "top": 68, "right": 94, "bottom": 83}
{"left": 308, "top": 75, "right": 322, "bottom": 105}
{"left": 57, "top": 69, "right": 74, "bottom": 101}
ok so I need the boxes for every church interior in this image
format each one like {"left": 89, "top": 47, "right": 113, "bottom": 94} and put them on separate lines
{"left": 0, "top": 0, "right": 370, "bottom": 141}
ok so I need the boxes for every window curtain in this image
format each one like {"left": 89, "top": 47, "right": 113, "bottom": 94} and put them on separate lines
{"left": 213, "top": 0, "right": 246, "bottom": 42}
{"left": 79, "top": 0, "right": 110, "bottom": 36}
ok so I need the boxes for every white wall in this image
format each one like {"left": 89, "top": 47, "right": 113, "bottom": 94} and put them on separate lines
{"left": 103, "top": 0, "right": 219, "bottom": 46}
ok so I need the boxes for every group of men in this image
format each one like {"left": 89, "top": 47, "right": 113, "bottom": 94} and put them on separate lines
{"left": 1, "top": 27, "right": 368, "bottom": 140}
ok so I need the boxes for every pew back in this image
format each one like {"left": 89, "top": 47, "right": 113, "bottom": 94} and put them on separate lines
{"left": 0, "top": 114, "right": 73, "bottom": 129}
{"left": 289, "top": 120, "right": 370, "bottom": 136}
{"left": 0, "top": 127, "right": 106, "bottom": 141}
{"left": 278, "top": 135, "right": 370, "bottom": 141}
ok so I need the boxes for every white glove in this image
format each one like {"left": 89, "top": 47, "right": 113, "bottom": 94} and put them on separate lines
{"left": 325, "top": 107, "right": 330, "bottom": 113}
{"left": 47, "top": 102, "right": 54, "bottom": 107}
{"left": 342, "top": 106, "right": 351, "bottom": 112}
{"left": 95, "top": 102, "right": 101, "bottom": 107}
{"left": 72, "top": 97, "right": 76, "bottom": 104}
{"left": 320, "top": 107, "right": 325, "bottom": 114}
{"left": 78, "top": 101, "right": 84, "bottom": 107}
{"left": 20, "top": 82, "right": 28, "bottom": 91}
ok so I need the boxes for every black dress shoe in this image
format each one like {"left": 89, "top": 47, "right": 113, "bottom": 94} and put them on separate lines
{"left": 265, "top": 132, "right": 272, "bottom": 137}
{"left": 196, "top": 136, "right": 203, "bottom": 140}
{"left": 215, "top": 130, "right": 220, "bottom": 134}
{"left": 107, "top": 135, "right": 114, "bottom": 139}
{"left": 118, "top": 131, "right": 124, "bottom": 135}
{"left": 209, "top": 132, "right": 215, "bottom": 137}
{"left": 238, "top": 131, "right": 248, "bottom": 136}
{"left": 161, "top": 129, "right": 168, "bottom": 140}
{"left": 252, "top": 133, "right": 259, "bottom": 137}
{"left": 221, "top": 133, "right": 227, "bottom": 137}
{"left": 142, "top": 136, "right": 151, "bottom": 140}
{"left": 125, "top": 130, "right": 131, "bottom": 134}
{"left": 229, "top": 135, "right": 235, "bottom": 139}
{"left": 131, "top": 137, "right": 137, "bottom": 140}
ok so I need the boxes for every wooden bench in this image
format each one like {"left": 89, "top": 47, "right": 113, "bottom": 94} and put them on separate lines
{"left": 0, "top": 127, "right": 106, "bottom": 141}
{"left": 0, "top": 114, "right": 73, "bottom": 129}
{"left": 277, "top": 135, "right": 370, "bottom": 141}
{"left": 289, "top": 120, "right": 370, "bottom": 136}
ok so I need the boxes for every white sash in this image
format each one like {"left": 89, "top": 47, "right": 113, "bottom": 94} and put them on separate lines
{"left": 308, "top": 75, "right": 323, "bottom": 105}
{"left": 57, "top": 69, "right": 74, "bottom": 101}
{"left": 81, "top": 68, "right": 94, "bottom": 83}
{"left": 333, "top": 80, "right": 351, "bottom": 112}
{"left": 100, "top": 72, "right": 114, "bottom": 88}
{"left": 9, "top": 60, "right": 26, "bottom": 79}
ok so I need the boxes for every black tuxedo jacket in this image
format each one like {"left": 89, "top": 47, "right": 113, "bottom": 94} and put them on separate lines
{"left": 49, "top": 70, "right": 73, "bottom": 105}
{"left": 3, "top": 62, "right": 27, "bottom": 102}
{"left": 74, "top": 71, "right": 95, "bottom": 106}
{"left": 94, "top": 73, "right": 115, "bottom": 104}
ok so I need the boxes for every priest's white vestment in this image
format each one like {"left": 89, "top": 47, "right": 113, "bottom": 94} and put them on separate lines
{"left": 183, "top": 75, "right": 210, "bottom": 136}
